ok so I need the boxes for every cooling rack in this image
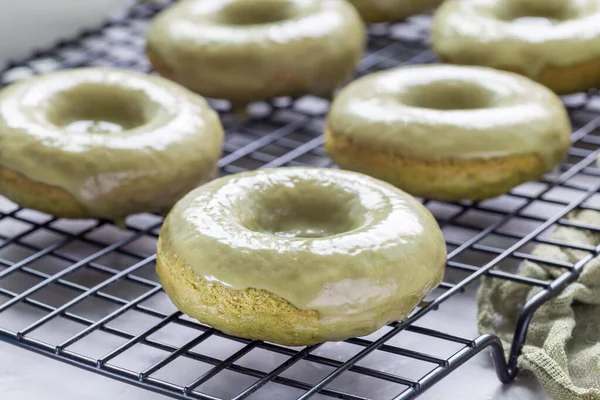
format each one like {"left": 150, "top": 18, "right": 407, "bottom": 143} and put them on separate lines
{"left": 2, "top": 1, "right": 600, "bottom": 399}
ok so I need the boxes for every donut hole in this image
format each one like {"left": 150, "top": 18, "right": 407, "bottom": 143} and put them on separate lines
{"left": 219, "top": 0, "right": 295, "bottom": 26}
{"left": 241, "top": 183, "right": 367, "bottom": 239}
{"left": 46, "top": 84, "right": 157, "bottom": 134}
{"left": 401, "top": 81, "right": 496, "bottom": 111}
{"left": 494, "top": 0, "right": 578, "bottom": 23}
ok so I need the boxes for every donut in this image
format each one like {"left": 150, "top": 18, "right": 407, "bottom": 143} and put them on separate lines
{"left": 325, "top": 65, "right": 571, "bottom": 201}
{"left": 146, "top": 0, "right": 366, "bottom": 105}
{"left": 348, "top": 0, "right": 444, "bottom": 23}
{"left": 432, "top": 0, "right": 600, "bottom": 94}
{"left": 0, "top": 68, "right": 224, "bottom": 221}
{"left": 157, "top": 168, "right": 446, "bottom": 345}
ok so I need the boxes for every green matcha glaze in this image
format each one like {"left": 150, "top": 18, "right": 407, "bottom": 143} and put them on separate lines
{"left": 433, "top": 0, "right": 600, "bottom": 78}
{"left": 0, "top": 68, "right": 224, "bottom": 220}
{"left": 348, "top": 0, "right": 444, "bottom": 22}
{"left": 162, "top": 168, "right": 447, "bottom": 330}
{"left": 146, "top": 0, "right": 366, "bottom": 104}
{"left": 327, "top": 65, "right": 571, "bottom": 169}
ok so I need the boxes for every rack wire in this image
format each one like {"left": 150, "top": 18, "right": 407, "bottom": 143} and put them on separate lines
{"left": 1, "top": 1, "right": 600, "bottom": 399}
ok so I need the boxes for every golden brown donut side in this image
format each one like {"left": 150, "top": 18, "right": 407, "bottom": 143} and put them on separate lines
{"left": 0, "top": 163, "right": 218, "bottom": 219}
{"left": 325, "top": 129, "right": 555, "bottom": 201}
{"left": 0, "top": 164, "right": 89, "bottom": 218}
{"left": 528, "top": 58, "right": 600, "bottom": 95}
{"left": 437, "top": 55, "right": 600, "bottom": 95}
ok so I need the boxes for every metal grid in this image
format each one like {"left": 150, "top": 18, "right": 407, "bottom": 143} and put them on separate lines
{"left": 1, "top": 1, "right": 600, "bottom": 399}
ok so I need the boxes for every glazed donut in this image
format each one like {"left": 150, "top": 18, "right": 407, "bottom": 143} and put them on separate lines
{"left": 157, "top": 168, "right": 446, "bottom": 345}
{"left": 0, "top": 68, "right": 224, "bottom": 221}
{"left": 325, "top": 65, "right": 571, "bottom": 201}
{"left": 146, "top": 0, "right": 365, "bottom": 105}
{"left": 432, "top": 0, "right": 600, "bottom": 94}
{"left": 349, "top": 0, "right": 444, "bottom": 22}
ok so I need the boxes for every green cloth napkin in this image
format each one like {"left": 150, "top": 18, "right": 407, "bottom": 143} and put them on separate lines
{"left": 478, "top": 209, "right": 600, "bottom": 400}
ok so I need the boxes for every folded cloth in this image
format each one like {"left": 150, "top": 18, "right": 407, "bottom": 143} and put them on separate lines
{"left": 478, "top": 209, "right": 600, "bottom": 400}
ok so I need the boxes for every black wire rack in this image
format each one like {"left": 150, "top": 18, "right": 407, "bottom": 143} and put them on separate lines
{"left": 2, "top": 1, "right": 600, "bottom": 399}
